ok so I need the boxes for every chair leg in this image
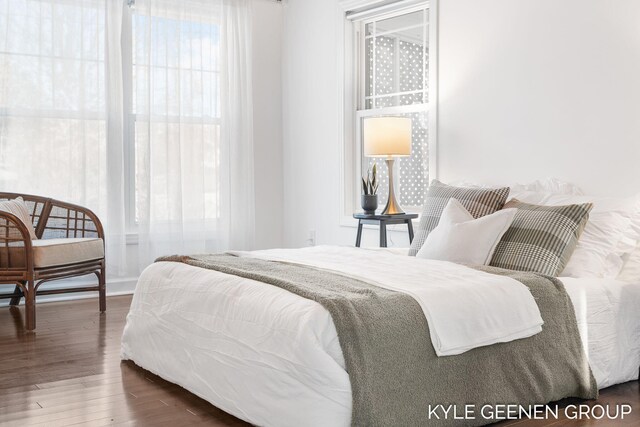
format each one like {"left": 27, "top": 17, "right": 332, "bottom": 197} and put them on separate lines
{"left": 25, "top": 281, "right": 36, "bottom": 331}
{"left": 9, "top": 284, "right": 23, "bottom": 306}
{"left": 99, "top": 263, "right": 106, "bottom": 313}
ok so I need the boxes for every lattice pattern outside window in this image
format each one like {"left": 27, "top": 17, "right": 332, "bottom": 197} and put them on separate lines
{"left": 358, "top": 7, "right": 429, "bottom": 209}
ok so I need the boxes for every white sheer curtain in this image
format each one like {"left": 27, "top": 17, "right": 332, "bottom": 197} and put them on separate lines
{"left": 0, "top": 0, "right": 127, "bottom": 275}
{"left": 221, "top": 0, "right": 255, "bottom": 252}
{"left": 132, "top": 0, "right": 255, "bottom": 266}
{"left": 0, "top": 0, "right": 255, "bottom": 274}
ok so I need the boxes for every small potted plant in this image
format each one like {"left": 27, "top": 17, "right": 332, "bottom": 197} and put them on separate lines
{"left": 361, "top": 164, "right": 378, "bottom": 215}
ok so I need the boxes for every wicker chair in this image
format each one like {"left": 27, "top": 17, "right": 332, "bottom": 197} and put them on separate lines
{"left": 0, "top": 193, "right": 106, "bottom": 331}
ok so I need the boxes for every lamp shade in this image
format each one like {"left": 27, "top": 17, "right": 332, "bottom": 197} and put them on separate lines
{"left": 363, "top": 117, "right": 412, "bottom": 157}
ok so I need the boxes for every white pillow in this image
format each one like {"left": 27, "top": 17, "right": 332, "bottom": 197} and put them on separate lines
{"left": 453, "top": 178, "right": 584, "bottom": 195}
{"left": 416, "top": 199, "right": 517, "bottom": 265}
{"left": 509, "top": 190, "right": 640, "bottom": 278}
{"left": 0, "top": 197, "right": 38, "bottom": 240}
{"left": 510, "top": 178, "right": 584, "bottom": 196}
{"left": 618, "top": 244, "right": 640, "bottom": 283}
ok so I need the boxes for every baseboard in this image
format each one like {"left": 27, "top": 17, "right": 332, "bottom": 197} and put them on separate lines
{"left": 0, "top": 276, "right": 138, "bottom": 307}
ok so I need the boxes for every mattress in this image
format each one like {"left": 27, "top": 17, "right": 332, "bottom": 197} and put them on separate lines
{"left": 121, "top": 248, "right": 640, "bottom": 427}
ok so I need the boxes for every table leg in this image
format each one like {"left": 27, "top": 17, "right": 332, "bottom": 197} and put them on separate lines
{"left": 379, "top": 222, "right": 387, "bottom": 247}
{"left": 355, "top": 221, "right": 363, "bottom": 247}
{"left": 407, "top": 219, "right": 415, "bottom": 243}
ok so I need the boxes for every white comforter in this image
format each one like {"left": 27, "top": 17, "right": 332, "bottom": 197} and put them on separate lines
{"left": 232, "top": 246, "right": 543, "bottom": 356}
{"left": 121, "top": 246, "right": 640, "bottom": 427}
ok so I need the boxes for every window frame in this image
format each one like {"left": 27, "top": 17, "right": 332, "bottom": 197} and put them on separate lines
{"left": 339, "top": 0, "right": 438, "bottom": 226}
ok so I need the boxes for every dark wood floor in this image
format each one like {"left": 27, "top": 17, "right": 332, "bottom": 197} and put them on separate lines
{"left": 0, "top": 295, "right": 248, "bottom": 426}
{"left": 0, "top": 295, "right": 638, "bottom": 426}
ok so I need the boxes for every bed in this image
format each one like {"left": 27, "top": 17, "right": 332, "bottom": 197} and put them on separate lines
{"left": 120, "top": 245, "right": 640, "bottom": 427}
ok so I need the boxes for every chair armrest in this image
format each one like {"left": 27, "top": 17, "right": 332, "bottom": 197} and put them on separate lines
{"left": 42, "top": 200, "right": 105, "bottom": 240}
{"left": 0, "top": 211, "right": 34, "bottom": 271}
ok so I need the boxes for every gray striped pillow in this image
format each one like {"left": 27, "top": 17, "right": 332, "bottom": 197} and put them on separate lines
{"left": 408, "top": 180, "right": 510, "bottom": 256}
{"left": 489, "top": 199, "right": 593, "bottom": 276}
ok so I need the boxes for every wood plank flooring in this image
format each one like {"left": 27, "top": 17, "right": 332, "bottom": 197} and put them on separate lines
{"left": 0, "top": 296, "right": 248, "bottom": 426}
{"left": 0, "top": 295, "right": 638, "bottom": 426}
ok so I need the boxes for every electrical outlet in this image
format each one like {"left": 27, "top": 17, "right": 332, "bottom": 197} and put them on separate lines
{"left": 307, "top": 229, "right": 316, "bottom": 246}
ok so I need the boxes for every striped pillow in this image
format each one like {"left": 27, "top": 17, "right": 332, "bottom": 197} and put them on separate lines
{"left": 490, "top": 199, "right": 593, "bottom": 276}
{"left": 408, "top": 180, "right": 510, "bottom": 256}
{"left": 0, "top": 197, "right": 37, "bottom": 240}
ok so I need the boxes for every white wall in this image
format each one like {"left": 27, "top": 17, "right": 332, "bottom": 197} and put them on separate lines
{"left": 437, "top": 0, "right": 640, "bottom": 197}
{"left": 283, "top": 0, "right": 337, "bottom": 248}
{"left": 253, "top": 0, "right": 285, "bottom": 249}
{"left": 282, "top": 0, "right": 640, "bottom": 248}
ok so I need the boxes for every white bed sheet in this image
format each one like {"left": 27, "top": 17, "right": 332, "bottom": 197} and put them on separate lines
{"left": 562, "top": 277, "right": 640, "bottom": 389}
{"left": 121, "top": 249, "right": 640, "bottom": 427}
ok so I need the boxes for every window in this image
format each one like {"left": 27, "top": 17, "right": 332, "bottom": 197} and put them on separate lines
{"left": 127, "top": 3, "right": 221, "bottom": 227}
{"left": 352, "top": 4, "right": 431, "bottom": 213}
{"left": 0, "top": 0, "right": 107, "bottom": 211}
{"left": 1, "top": 0, "right": 252, "bottom": 264}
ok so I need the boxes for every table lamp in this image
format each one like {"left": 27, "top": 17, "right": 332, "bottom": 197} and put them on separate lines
{"left": 363, "top": 117, "right": 412, "bottom": 215}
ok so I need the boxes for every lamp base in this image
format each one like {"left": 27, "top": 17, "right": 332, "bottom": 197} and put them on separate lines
{"left": 381, "top": 158, "right": 405, "bottom": 215}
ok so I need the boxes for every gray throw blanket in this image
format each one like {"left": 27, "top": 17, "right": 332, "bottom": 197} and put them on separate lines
{"left": 157, "top": 254, "right": 597, "bottom": 427}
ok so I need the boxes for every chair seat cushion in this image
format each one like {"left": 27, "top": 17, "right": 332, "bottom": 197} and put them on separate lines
{"left": 1, "top": 238, "right": 104, "bottom": 269}
{"left": 32, "top": 238, "right": 104, "bottom": 268}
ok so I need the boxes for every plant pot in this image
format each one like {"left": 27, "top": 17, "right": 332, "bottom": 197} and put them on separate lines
{"left": 361, "top": 194, "right": 378, "bottom": 215}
